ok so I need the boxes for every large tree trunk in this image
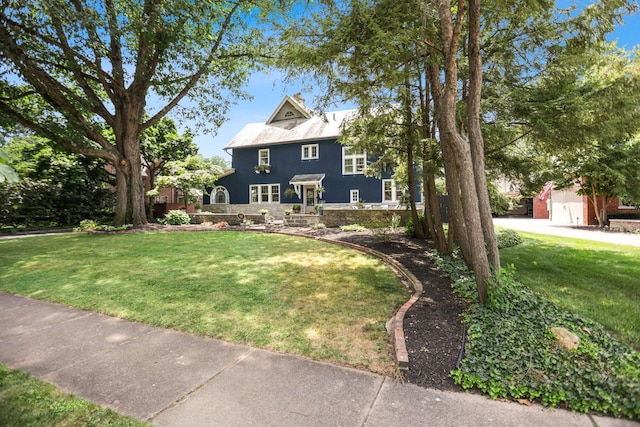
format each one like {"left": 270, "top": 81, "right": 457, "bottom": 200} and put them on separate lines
{"left": 441, "top": 140, "right": 473, "bottom": 267}
{"left": 407, "top": 145, "right": 426, "bottom": 239}
{"left": 436, "top": 0, "right": 491, "bottom": 303}
{"left": 450, "top": 132, "right": 491, "bottom": 303}
{"left": 423, "top": 172, "right": 449, "bottom": 253}
{"left": 114, "top": 163, "right": 129, "bottom": 226}
{"left": 419, "top": 65, "right": 448, "bottom": 251}
{"left": 428, "top": 62, "right": 472, "bottom": 262}
{"left": 113, "top": 152, "right": 147, "bottom": 226}
{"left": 112, "top": 103, "right": 148, "bottom": 227}
{"left": 467, "top": 0, "right": 500, "bottom": 272}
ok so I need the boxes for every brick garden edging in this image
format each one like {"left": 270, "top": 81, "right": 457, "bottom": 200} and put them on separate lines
{"left": 274, "top": 230, "right": 424, "bottom": 371}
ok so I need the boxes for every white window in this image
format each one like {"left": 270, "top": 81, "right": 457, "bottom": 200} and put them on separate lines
{"left": 258, "top": 148, "right": 270, "bottom": 165}
{"left": 618, "top": 198, "right": 638, "bottom": 209}
{"left": 342, "top": 147, "right": 366, "bottom": 174}
{"left": 250, "top": 184, "right": 280, "bottom": 204}
{"left": 301, "top": 144, "right": 319, "bottom": 160}
{"left": 350, "top": 189, "right": 360, "bottom": 204}
{"left": 382, "top": 179, "right": 403, "bottom": 202}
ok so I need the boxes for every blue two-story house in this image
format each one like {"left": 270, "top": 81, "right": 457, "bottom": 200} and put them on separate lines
{"left": 205, "top": 95, "right": 412, "bottom": 214}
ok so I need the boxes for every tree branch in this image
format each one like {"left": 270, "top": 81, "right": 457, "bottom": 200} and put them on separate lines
{"left": 50, "top": 14, "right": 114, "bottom": 125}
{"left": 0, "top": 101, "right": 117, "bottom": 162}
{"left": 485, "top": 128, "right": 534, "bottom": 155}
{"left": 143, "top": 1, "right": 244, "bottom": 131}
{"left": 3, "top": 15, "right": 117, "bottom": 99}
{"left": 69, "top": 0, "right": 118, "bottom": 104}
{"left": 104, "top": 0, "right": 126, "bottom": 98}
{"left": 422, "top": 38, "right": 443, "bottom": 54}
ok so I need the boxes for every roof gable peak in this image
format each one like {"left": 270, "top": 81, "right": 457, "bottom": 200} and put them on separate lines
{"left": 266, "top": 94, "right": 313, "bottom": 124}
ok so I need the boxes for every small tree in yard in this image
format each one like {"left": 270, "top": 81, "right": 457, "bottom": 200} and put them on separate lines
{"left": 150, "top": 156, "right": 225, "bottom": 211}
{"left": 140, "top": 117, "right": 198, "bottom": 219}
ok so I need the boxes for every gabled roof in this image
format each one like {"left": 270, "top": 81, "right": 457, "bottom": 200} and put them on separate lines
{"left": 265, "top": 95, "right": 312, "bottom": 124}
{"left": 224, "top": 96, "right": 357, "bottom": 149}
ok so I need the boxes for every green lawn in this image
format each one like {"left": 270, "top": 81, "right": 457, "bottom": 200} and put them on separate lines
{"left": 0, "top": 364, "right": 148, "bottom": 426}
{"left": 0, "top": 231, "right": 409, "bottom": 374}
{"left": 499, "top": 232, "right": 640, "bottom": 350}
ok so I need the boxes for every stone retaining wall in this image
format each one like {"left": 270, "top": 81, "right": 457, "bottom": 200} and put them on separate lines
{"left": 201, "top": 204, "right": 415, "bottom": 228}
{"left": 203, "top": 203, "right": 293, "bottom": 217}
{"left": 283, "top": 214, "right": 321, "bottom": 227}
{"left": 609, "top": 219, "right": 640, "bottom": 232}
{"left": 189, "top": 213, "right": 265, "bottom": 225}
{"left": 321, "top": 209, "right": 412, "bottom": 228}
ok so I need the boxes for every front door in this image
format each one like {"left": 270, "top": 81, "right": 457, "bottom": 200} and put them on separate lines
{"left": 304, "top": 186, "right": 315, "bottom": 212}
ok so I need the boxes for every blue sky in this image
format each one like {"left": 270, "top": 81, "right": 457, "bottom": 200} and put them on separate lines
{"left": 193, "top": 9, "right": 640, "bottom": 159}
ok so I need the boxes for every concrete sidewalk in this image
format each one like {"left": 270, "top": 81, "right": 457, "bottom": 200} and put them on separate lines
{"left": 2, "top": 293, "right": 636, "bottom": 426}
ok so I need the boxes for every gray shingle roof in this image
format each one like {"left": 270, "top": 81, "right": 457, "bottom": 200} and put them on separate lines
{"left": 224, "top": 100, "right": 357, "bottom": 149}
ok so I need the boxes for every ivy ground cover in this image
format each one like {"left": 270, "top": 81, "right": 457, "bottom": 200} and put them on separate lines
{"left": 435, "top": 232, "right": 640, "bottom": 419}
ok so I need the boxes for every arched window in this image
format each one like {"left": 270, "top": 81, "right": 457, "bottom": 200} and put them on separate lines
{"left": 211, "top": 186, "right": 229, "bottom": 204}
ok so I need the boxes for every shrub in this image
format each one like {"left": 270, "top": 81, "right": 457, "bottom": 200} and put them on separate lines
{"left": 366, "top": 214, "right": 401, "bottom": 244}
{"left": 0, "top": 178, "right": 114, "bottom": 227}
{"left": 496, "top": 229, "right": 523, "bottom": 249}
{"left": 74, "top": 220, "right": 132, "bottom": 232}
{"left": 74, "top": 219, "right": 99, "bottom": 232}
{"left": 340, "top": 224, "right": 366, "bottom": 232}
{"left": 404, "top": 213, "right": 425, "bottom": 237}
{"left": 390, "top": 213, "right": 401, "bottom": 231}
{"left": 159, "top": 210, "right": 191, "bottom": 225}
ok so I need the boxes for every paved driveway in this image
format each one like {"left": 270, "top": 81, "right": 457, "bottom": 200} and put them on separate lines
{"left": 492, "top": 218, "right": 640, "bottom": 247}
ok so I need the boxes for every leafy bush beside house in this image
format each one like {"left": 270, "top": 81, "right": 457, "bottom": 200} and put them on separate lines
{"left": 158, "top": 210, "right": 191, "bottom": 225}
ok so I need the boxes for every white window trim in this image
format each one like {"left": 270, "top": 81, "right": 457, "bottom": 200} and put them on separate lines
{"left": 258, "top": 148, "right": 270, "bottom": 165}
{"left": 249, "top": 184, "right": 280, "bottom": 204}
{"left": 301, "top": 143, "right": 319, "bottom": 160}
{"left": 382, "top": 179, "right": 401, "bottom": 202}
{"left": 211, "top": 186, "right": 229, "bottom": 204}
{"left": 618, "top": 199, "right": 638, "bottom": 209}
{"left": 350, "top": 189, "right": 360, "bottom": 204}
{"left": 342, "top": 147, "right": 366, "bottom": 175}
